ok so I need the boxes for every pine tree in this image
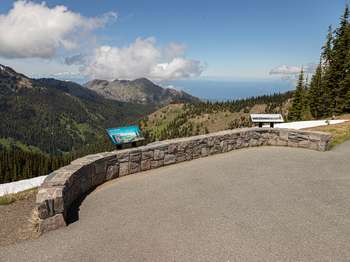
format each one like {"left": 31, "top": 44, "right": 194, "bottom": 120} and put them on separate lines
{"left": 340, "top": 50, "right": 350, "bottom": 113}
{"left": 321, "top": 25, "right": 336, "bottom": 116}
{"left": 301, "top": 76, "right": 312, "bottom": 120}
{"left": 308, "top": 63, "right": 323, "bottom": 118}
{"left": 288, "top": 69, "right": 306, "bottom": 121}
{"left": 333, "top": 4, "right": 350, "bottom": 113}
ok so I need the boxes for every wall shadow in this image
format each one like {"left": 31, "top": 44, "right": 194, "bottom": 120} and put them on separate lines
{"left": 65, "top": 186, "right": 97, "bottom": 225}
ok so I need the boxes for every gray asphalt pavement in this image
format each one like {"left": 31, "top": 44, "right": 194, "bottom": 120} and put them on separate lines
{"left": 1, "top": 142, "right": 350, "bottom": 262}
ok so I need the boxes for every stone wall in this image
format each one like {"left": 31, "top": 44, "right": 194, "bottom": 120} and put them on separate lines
{"left": 33, "top": 128, "right": 332, "bottom": 234}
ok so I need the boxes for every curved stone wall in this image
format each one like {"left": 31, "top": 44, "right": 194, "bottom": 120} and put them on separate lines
{"left": 32, "top": 128, "right": 332, "bottom": 234}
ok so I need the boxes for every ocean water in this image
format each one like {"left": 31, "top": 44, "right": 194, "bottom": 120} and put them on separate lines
{"left": 166, "top": 79, "right": 294, "bottom": 101}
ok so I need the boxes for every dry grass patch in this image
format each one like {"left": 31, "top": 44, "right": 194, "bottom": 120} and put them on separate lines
{"left": 0, "top": 188, "right": 38, "bottom": 246}
{"left": 305, "top": 120, "right": 350, "bottom": 148}
{"left": 0, "top": 188, "right": 37, "bottom": 205}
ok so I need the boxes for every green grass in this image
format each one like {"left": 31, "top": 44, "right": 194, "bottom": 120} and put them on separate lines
{"left": 0, "top": 188, "right": 37, "bottom": 205}
{"left": 330, "top": 129, "right": 350, "bottom": 147}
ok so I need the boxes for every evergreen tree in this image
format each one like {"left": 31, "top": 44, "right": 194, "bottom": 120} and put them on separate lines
{"left": 321, "top": 25, "right": 336, "bottom": 115}
{"left": 288, "top": 69, "right": 306, "bottom": 121}
{"left": 308, "top": 63, "right": 323, "bottom": 118}
{"left": 333, "top": 4, "right": 350, "bottom": 113}
{"left": 302, "top": 76, "right": 312, "bottom": 120}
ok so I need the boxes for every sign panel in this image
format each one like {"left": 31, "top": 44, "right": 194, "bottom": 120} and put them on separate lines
{"left": 106, "top": 125, "right": 143, "bottom": 145}
{"left": 250, "top": 114, "right": 284, "bottom": 123}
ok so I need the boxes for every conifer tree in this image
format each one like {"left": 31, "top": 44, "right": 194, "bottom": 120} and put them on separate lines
{"left": 288, "top": 69, "right": 306, "bottom": 121}
{"left": 320, "top": 25, "right": 336, "bottom": 115}
{"left": 301, "top": 75, "right": 313, "bottom": 120}
{"left": 308, "top": 63, "right": 323, "bottom": 118}
{"left": 333, "top": 4, "right": 350, "bottom": 113}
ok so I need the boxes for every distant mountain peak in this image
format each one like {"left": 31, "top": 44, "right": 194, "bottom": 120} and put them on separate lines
{"left": 131, "top": 77, "right": 154, "bottom": 84}
{"left": 0, "top": 64, "right": 20, "bottom": 75}
{"left": 0, "top": 64, "right": 34, "bottom": 92}
{"left": 85, "top": 77, "right": 200, "bottom": 105}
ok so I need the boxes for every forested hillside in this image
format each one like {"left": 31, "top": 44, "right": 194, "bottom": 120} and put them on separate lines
{"left": 141, "top": 92, "right": 293, "bottom": 141}
{"left": 288, "top": 5, "right": 350, "bottom": 120}
{"left": 0, "top": 65, "right": 155, "bottom": 183}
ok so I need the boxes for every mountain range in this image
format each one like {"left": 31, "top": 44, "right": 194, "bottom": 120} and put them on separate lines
{"left": 0, "top": 63, "right": 292, "bottom": 183}
{"left": 85, "top": 78, "right": 200, "bottom": 105}
{"left": 1, "top": 64, "right": 191, "bottom": 154}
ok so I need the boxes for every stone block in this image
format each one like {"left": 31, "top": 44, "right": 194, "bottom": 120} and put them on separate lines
{"left": 151, "top": 160, "right": 164, "bottom": 168}
{"left": 220, "top": 141, "right": 228, "bottom": 152}
{"left": 201, "top": 147, "right": 208, "bottom": 157}
{"left": 36, "top": 187, "right": 64, "bottom": 217}
{"left": 279, "top": 130, "right": 289, "bottom": 141}
{"left": 117, "top": 152, "right": 129, "bottom": 162}
{"left": 154, "top": 149, "right": 165, "bottom": 160}
{"left": 209, "top": 145, "right": 221, "bottom": 155}
{"left": 106, "top": 164, "right": 119, "bottom": 180}
{"left": 142, "top": 150, "right": 154, "bottom": 160}
{"left": 298, "top": 140, "right": 311, "bottom": 148}
{"left": 141, "top": 159, "right": 151, "bottom": 171}
{"left": 79, "top": 167, "right": 94, "bottom": 194}
{"left": 288, "top": 141, "right": 299, "bottom": 147}
{"left": 176, "top": 153, "right": 186, "bottom": 162}
{"left": 164, "top": 154, "right": 176, "bottom": 165}
{"left": 308, "top": 142, "right": 319, "bottom": 151}
{"left": 119, "top": 162, "right": 129, "bottom": 176}
{"left": 36, "top": 202, "right": 49, "bottom": 219}
{"left": 235, "top": 139, "right": 243, "bottom": 149}
{"left": 178, "top": 142, "right": 188, "bottom": 152}
{"left": 185, "top": 153, "right": 193, "bottom": 161}
{"left": 249, "top": 139, "right": 258, "bottom": 147}
{"left": 92, "top": 160, "right": 107, "bottom": 187}
{"left": 268, "top": 138, "right": 277, "bottom": 146}
{"left": 168, "top": 143, "right": 178, "bottom": 154}
{"left": 38, "top": 214, "right": 66, "bottom": 234}
{"left": 95, "top": 160, "right": 106, "bottom": 175}
{"left": 318, "top": 142, "right": 328, "bottom": 152}
{"left": 129, "top": 161, "right": 141, "bottom": 174}
{"left": 130, "top": 153, "right": 141, "bottom": 162}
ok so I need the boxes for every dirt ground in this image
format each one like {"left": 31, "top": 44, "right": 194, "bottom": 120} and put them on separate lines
{"left": 0, "top": 192, "right": 37, "bottom": 247}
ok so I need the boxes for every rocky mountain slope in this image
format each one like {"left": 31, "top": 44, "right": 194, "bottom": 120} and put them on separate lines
{"left": 85, "top": 77, "right": 200, "bottom": 105}
{"left": 0, "top": 64, "right": 155, "bottom": 155}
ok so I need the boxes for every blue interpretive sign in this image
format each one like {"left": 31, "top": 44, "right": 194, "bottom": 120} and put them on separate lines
{"left": 106, "top": 125, "right": 144, "bottom": 145}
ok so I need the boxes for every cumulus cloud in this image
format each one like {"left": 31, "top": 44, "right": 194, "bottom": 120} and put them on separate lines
{"left": 0, "top": 1, "right": 116, "bottom": 59}
{"left": 80, "top": 37, "right": 204, "bottom": 81}
{"left": 0, "top": 2, "right": 202, "bottom": 81}
{"left": 270, "top": 63, "right": 317, "bottom": 76}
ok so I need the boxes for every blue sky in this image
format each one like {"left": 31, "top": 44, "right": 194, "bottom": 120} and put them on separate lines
{"left": 0, "top": 0, "right": 346, "bottom": 82}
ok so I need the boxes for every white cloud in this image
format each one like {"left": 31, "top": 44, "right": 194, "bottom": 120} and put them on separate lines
{"left": 0, "top": 1, "right": 116, "bottom": 59}
{"left": 80, "top": 37, "right": 204, "bottom": 81}
{"left": 151, "top": 58, "right": 202, "bottom": 80}
{"left": 270, "top": 63, "right": 317, "bottom": 76}
{"left": 0, "top": 2, "right": 202, "bottom": 81}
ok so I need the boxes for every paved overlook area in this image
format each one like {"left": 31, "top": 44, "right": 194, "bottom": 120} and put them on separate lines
{"left": 2, "top": 142, "right": 350, "bottom": 262}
